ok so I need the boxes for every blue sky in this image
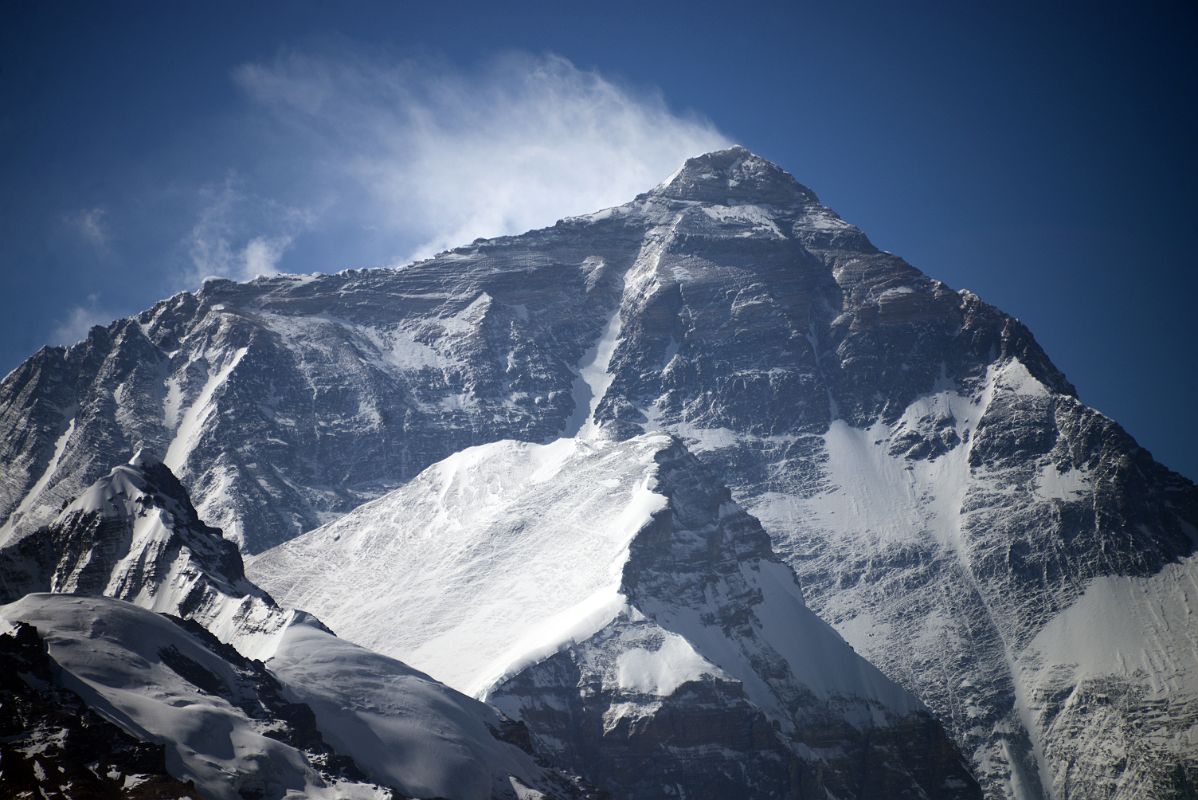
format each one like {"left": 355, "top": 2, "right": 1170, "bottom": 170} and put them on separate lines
{"left": 3, "top": 1, "right": 1196, "bottom": 479}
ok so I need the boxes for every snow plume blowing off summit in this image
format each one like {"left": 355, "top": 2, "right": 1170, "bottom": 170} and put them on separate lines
{"left": 229, "top": 50, "right": 732, "bottom": 267}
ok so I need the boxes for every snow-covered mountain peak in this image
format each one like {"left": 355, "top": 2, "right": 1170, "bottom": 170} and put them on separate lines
{"left": 651, "top": 145, "right": 819, "bottom": 207}
{"left": 67, "top": 447, "right": 203, "bottom": 525}
{"left": 3, "top": 149, "right": 1195, "bottom": 798}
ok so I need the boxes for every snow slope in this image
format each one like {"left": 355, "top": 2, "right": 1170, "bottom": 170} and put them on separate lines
{"left": 269, "top": 615, "right": 584, "bottom": 800}
{"left": 0, "top": 594, "right": 389, "bottom": 800}
{"left": 1016, "top": 554, "right": 1198, "bottom": 797}
{"left": 250, "top": 434, "right": 672, "bottom": 697}
{"left": 251, "top": 433, "right": 976, "bottom": 799}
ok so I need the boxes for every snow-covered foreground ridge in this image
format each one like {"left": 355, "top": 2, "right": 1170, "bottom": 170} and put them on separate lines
{"left": 0, "top": 594, "right": 581, "bottom": 800}
{"left": 251, "top": 432, "right": 979, "bottom": 799}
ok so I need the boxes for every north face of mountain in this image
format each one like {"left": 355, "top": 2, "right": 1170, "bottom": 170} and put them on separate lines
{"left": 2, "top": 146, "right": 1195, "bottom": 798}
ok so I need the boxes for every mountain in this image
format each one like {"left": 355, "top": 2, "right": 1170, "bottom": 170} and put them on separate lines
{"left": 1, "top": 146, "right": 1195, "bottom": 798}
{"left": 249, "top": 431, "right": 978, "bottom": 799}
{"left": 0, "top": 456, "right": 598, "bottom": 800}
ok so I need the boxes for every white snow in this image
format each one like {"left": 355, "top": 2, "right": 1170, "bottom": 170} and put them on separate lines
{"left": 700, "top": 204, "right": 784, "bottom": 238}
{"left": 1034, "top": 462, "right": 1091, "bottom": 501}
{"left": 636, "top": 557, "right": 922, "bottom": 728}
{"left": 0, "top": 594, "right": 387, "bottom": 800}
{"left": 163, "top": 347, "right": 248, "bottom": 473}
{"left": 162, "top": 376, "right": 183, "bottom": 428}
{"left": 565, "top": 303, "right": 625, "bottom": 438}
{"left": 1022, "top": 554, "right": 1198, "bottom": 699}
{"left": 54, "top": 455, "right": 294, "bottom": 661}
{"left": 361, "top": 324, "right": 444, "bottom": 370}
{"left": 267, "top": 615, "right": 557, "bottom": 800}
{"left": 750, "top": 361, "right": 1054, "bottom": 555}
{"left": 8, "top": 417, "right": 75, "bottom": 528}
{"left": 993, "top": 358, "right": 1050, "bottom": 398}
{"left": 800, "top": 208, "right": 855, "bottom": 232}
{"left": 249, "top": 434, "right": 673, "bottom": 697}
{"left": 564, "top": 212, "right": 684, "bottom": 439}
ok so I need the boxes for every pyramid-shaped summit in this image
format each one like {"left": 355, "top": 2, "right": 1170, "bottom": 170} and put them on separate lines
{"left": 652, "top": 144, "right": 822, "bottom": 206}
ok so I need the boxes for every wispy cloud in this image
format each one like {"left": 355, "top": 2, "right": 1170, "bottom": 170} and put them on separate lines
{"left": 186, "top": 174, "right": 315, "bottom": 283}
{"left": 233, "top": 50, "right": 731, "bottom": 262}
{"left": 50, "top": 294, "right": 114, "bottom": 345}
{"left": 67, "top": 207, "right": 110, "bottom": 252}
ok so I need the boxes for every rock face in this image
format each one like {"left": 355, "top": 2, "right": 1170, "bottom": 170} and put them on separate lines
{"left": 0, "top": 448, "right": 295, "bottom": 658}
{"left": 2, "top": 146, "right": 1195, "bottom": 798}
{"left": 251, "top": 432, "right": 979, "bottom": 800}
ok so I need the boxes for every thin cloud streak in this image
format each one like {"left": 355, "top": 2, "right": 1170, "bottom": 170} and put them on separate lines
{"left": 67, "top": 207, "right": 110, "bottom": 252}
{"left": 186, "top": 174, "right": 316, "bottom": 283}
{"left": 50, "top": 295, "right": 115, "bottom": 346}
{"left": 233, "top": 50, "right": 732, "bottom": 263}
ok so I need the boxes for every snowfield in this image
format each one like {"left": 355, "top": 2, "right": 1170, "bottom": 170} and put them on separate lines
{"left": 250, "top": 434, "right": 674, "bottom": 697}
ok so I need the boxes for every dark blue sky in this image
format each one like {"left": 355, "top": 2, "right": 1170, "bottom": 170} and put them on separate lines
{"left": 3, "top": 1, "right": 1196, "bottom": 479}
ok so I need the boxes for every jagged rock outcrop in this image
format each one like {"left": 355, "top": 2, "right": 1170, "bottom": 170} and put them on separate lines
{"left": 0, "top": 448, "right": 294, "bottom": 658}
